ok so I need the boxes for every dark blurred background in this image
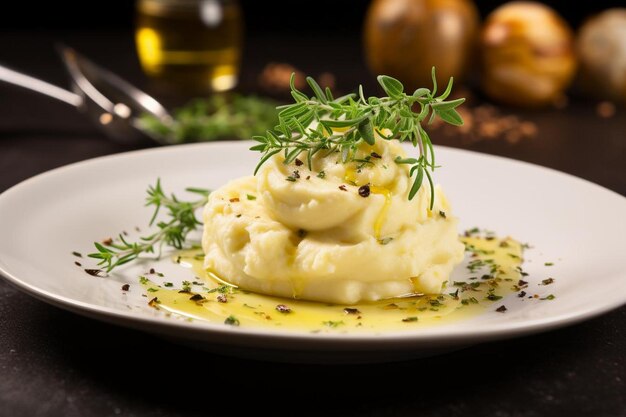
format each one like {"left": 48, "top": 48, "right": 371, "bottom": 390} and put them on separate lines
{"left": 1, "top": 1, "right": 624, "bottom": 31}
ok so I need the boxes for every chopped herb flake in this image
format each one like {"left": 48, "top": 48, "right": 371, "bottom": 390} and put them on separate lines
{"left": 486, "top": 293, "right": 503, "bottom": 301}
{"left": 465, "top": 227, "right": 480, "bottom": 236}
{"left": 207, "top": 284, "right": 232, "bottom": 294}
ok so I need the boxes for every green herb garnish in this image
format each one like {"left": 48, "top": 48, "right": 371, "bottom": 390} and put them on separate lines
{"left": 207, "top": 284, "right": 233, "bottom": 294}
{"left": 88, "top": 180, "right": 210, "bottom": 272}
{"left": 138, "top": 94, "right": 278, "bottom": 143}
{"left": 224, "top": 315, "right": 240, "bottom": 326}
{"left": 250, "top": 68, "right": 464, "bottom": 207}
{"left": 322, "top": 320, "right": 345, "bottom": 328}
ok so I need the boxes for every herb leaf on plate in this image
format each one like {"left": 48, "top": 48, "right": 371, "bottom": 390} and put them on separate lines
{"left": 88, "top": 180, "right": 210, "bottom": 272}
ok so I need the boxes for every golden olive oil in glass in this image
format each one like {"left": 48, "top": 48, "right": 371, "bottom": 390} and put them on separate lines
{"left": 135, "top": 0, "right": 242, "bottom": 92}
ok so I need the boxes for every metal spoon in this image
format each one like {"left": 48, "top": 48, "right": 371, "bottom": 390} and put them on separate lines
{"left": 0, "top": 45, "right": 172, "bottom": 145}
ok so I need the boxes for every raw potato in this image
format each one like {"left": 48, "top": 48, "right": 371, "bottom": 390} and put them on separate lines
{"left": 364, "top": 0, "right": 479, "bottom": 91}
{"left": 202, "top": 139, "right": 465, "bottom": 305}
{"left": 480, "top": 1, "right": 576, "bottom": 107}
{"left": 577, "top": 9, "right": 626, "bottom": 101}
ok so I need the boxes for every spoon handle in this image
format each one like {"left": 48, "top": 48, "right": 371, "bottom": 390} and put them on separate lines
{"left": 0, "top": 64, "right": 82, "bottom": 107}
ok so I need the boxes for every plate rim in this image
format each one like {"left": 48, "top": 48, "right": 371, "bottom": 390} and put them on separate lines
{"left": 1, "top": 141, "right": 625, "bottom": 348}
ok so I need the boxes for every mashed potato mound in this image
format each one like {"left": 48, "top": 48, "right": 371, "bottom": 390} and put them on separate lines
{"left": 202, "top": 139, "right": 464, "bottom": 304}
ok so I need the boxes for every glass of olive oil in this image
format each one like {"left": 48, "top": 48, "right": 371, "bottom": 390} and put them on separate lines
{"left": 135, "top": 0, "right": 243, "bottom": 92}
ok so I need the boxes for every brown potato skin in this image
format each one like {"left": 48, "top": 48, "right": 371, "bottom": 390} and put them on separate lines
{"left": 577, "top": 8, "right": 626, "bottom": 102}
{"left": 364, "top": 0, "right": 480, "bottom": 91}
{"left": 480, "top": 1, "right": 576, "bottom": 107}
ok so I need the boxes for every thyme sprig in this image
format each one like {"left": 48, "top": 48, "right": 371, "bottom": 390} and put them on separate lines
{"left": 88, "top": 180, "right": 210, "bottom": 272}
{"left": 250, "top": 68, "right": 464, "bottom": 206}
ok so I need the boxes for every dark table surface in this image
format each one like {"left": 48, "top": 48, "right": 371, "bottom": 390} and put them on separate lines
{"left": 0, "top": 32, "right": 625, "bottom": 417}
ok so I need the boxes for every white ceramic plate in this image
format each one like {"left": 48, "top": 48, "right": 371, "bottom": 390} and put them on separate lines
{"left": 1, "top": 142, "right": 625, "bottom": 363}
